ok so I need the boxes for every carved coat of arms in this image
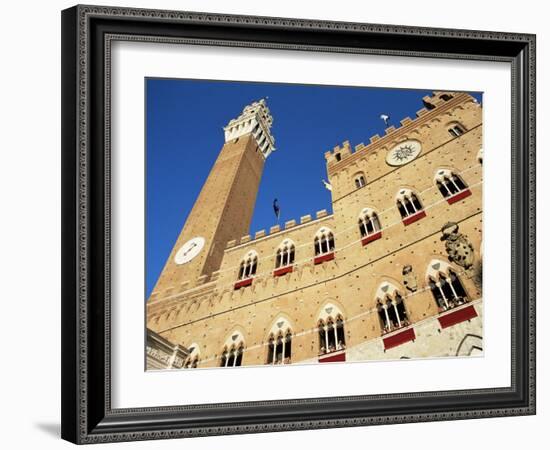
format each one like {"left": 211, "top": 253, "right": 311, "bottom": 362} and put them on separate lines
{"left": 440, "top": 222, "right": 475, "bottom": 269}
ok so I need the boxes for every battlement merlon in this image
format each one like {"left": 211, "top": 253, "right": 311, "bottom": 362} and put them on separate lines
{"left": 223, "top": 98, "right": 276, "bottom": 159}
{"left": 323, "top": 140, "right": 352, "bottom": 163}
{"left": 323, "top": 91, "right": 478, "bottom": 170}
{"left": 225, "top": 212, "right": 333, "bottom": 251}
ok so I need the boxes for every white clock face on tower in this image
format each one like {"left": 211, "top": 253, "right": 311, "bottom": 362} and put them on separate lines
{"left": 386, "top": 140, "right": 422, "bottom": 166}
{"left": 174, "top": 237, "right": 205, "bottom": 265}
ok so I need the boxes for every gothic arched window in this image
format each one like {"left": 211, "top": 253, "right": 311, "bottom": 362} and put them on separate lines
{"left": 375, "top": 283, "right": 410, "bottom": 334}
{"left": 358, "top": 208, "right": 382, "bottom": 245}
{"left": 448, "top": 122, "right": 466, "bottom": 138}
{"left": 477, "top": 148, "right": 483, "bottom": 165}
{"left": 237, "top": 251, "right": 258, "bottom": 280}
{"left": 267, "top": 319, "right": 293, "bottom": 365}
{"left": 426, "top": 260, "right": 469, "bottom": 311}
{"left": 183, "top": 343, "right": 201, "bottom": 369}
{"left": 317, "top": 304, "right": 346, "bottom": 356}
{"left": 396, "top": 188, "right": 426, "bottom": 225}
{"left": 318, "top": 315, "right": 346, "bottom": 355}
{"left": 434, "top": 169, "right": 469, "bottom": 201}
{"left": 220, "top": 333, "right": 245, "bottom": 367}
{"left": 275, "top": 240, "right": 295, "bottom": 269}
{"left": 354, "top": 172, "right": 366, "bottom": 189}
{"left": 314, "top": 228, "right": 335, "bottom": 264}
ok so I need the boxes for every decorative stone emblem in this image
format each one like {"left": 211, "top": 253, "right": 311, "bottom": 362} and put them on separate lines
{"left": 232, "top": 334, "right": 239, "bottom": 341}
{"left": 402, "top": 265, "right": 418, "bottom": 292}
{"left": 325, "top": 307, "right": 333, "bottom": 314}
{"left": 440, "top": 222, "right": 475, "bottom": 269}
{"left": 386, "top": 140, "right": 422, "bottom": 166}
{"left": 277, "top": 321, "right": 284, "bottom": 328}
{"left": 381, "top": 284, "right": 389, "bottom": 292}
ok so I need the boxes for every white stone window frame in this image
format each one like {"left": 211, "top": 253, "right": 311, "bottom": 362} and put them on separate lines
{"left": 275, "top": 239, "right": 296, "bottom": 269}
{"left": 353, "top": 172, "right": 367, "bottom": 189}
{"left": 317, "top": 303, "right": 346, "bottom": 354}
{"left": 375, "top": 282, "right": 409, "bottom": 333}
{"left": 358, "top": 207, "right": 382, "bottom": 237}
{"left": 314, "top": 227, "right": 335, "bottom": 256}
{"left": 183, "top": 342, "right": 201, "bottom": 369}
{"left": 238, "top": 250, "right": 259, "bottom": 280}
{"left": 447, "top": 121, "right": 466, "bottom": 138}
{"left": 395, "top": 188, "right": 423, "bottom": 218}
{"left": 425, "top": 259, "right": 469, "bottom": 311}
{"left": 220, "top": 331, "right": 246, "bottom": 368}
{"left": 434, "top": 168, "right": 469, "bottom": 198}
{"left": 267, "top": 317, "right": 293, "bottom": 365}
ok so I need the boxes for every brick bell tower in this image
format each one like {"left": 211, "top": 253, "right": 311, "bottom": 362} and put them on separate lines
{"left": 150, "top": 99, "right": 275, "bottom": 299}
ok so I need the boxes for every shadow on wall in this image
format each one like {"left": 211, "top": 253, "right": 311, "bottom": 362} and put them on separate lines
{"left": 34, "top": 422, "right": 60, "bottom": 438}
{"left": 455, "top": 333, "right": 483, "bottom": 357}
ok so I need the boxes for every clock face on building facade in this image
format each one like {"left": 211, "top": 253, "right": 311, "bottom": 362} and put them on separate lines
{"left": 386, "top": 140, "right": 422, "bottom": 166}
{"left": 174, "top": 237, "right": 205, "bottom": 265}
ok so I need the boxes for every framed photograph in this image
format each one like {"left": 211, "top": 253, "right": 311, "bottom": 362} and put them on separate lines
{"left": 61, "top": 5, "right": 536, "bottom": 444}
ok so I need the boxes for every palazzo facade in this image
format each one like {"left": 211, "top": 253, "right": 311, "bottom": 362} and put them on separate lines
{"left": 146, "top": 91, "right": 483, "bottom": 370}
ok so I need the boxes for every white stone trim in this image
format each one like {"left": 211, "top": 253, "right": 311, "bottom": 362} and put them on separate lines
{"left": 223, "top": 98, "right": 275, "bottom": 159}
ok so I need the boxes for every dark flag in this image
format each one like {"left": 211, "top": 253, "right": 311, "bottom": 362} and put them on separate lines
{"left": 273, "top": 198, "right": 280, "bottom": 221}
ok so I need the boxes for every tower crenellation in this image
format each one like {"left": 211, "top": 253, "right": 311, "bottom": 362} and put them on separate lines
{"left": 223, "top": 98, "right": 276, "bottom": 159}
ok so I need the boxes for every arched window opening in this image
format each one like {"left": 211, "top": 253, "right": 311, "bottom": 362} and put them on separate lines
{"left": 435, "top": 169, "right": 472, "bottom": 204}
{"left": 314, "top": 228, "right": 335, "bottom": 264}
{"left": 396, "top": 189, "right": 426, "bottom": 225}
{"left": 358, "top": 208, "right": 382, "bottom": 245}
{"left": 275, "top": 240, "right": 295, "bottom": 269}
{"left": 318, "top": 314, "right": 346, "bottom": 355}
{"left": 183, "top": 344, "right": 201, "bottom": 369}
{"left": 448, "top": 122, "right": 466, "bottom": 138}
{"left": 354, "top": 173, "right": 366, "bottom": 189}
{"left": 238, "top": 252, "right": 258, "bottom": 279}
{"left": 235, "top": 344, "right": 244, "bottom": 366}
{"left": 267, "top": 329, "right": 293, "bottom": 365}
{"left": 426, "top": 261, "right": 470, "bottom": 312}
{"left": 220, "top": 348, "right": 229, "bottom": 367}
{"left": 235, "top": 251, "right": 258, "bottom": 289}
{"left": 221, "top": 332, "right": 245, "bottom": 367}
{"left": 440, "top": 93, "right": 453, "bottom": 101}
{"left": 375, "top": 284, "right": 410, "bottom": 334}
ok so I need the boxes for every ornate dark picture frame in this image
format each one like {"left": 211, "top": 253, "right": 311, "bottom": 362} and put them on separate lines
{"left": 61, "top": 4, "right": 536, "bottom": 444}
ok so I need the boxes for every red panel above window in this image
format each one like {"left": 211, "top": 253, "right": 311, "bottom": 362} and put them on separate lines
{"left": 273, "top": 266, "right": 293, "bottom": 277}
{"left": 446, "top": 188, "right": 472, "bottom": 205}
{"left": 383, "top": 327, "right": 416, "bottom": 350}
{"left": 361, "top": 231, "right": 382, "bottom": 246}
{"left": 314, "top": 252, "right": 335, "bottom": 265}
{"left": 234, "top": 278, "right": 253, "bottom": 290}
{"left": 402, "top": 210, "right": 427, "bottom": 226}
{"left": 438, "top": 305, "right": 478, "bottom": 329}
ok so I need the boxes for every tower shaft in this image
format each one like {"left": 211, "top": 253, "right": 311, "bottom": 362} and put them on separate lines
{"left": 150, "top": 99, "right": 275, "bottom": 299}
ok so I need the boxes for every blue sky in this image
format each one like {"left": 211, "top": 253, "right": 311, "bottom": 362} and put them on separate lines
{"left": 146, "top": 78, "right": 482, "bottom": 298}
